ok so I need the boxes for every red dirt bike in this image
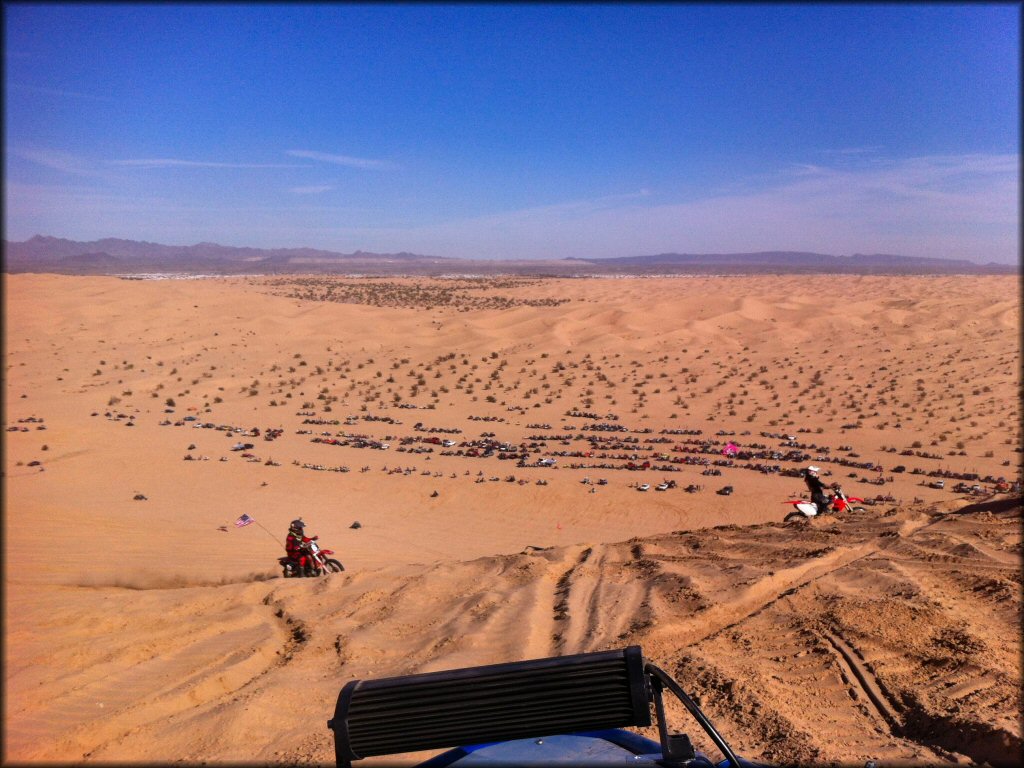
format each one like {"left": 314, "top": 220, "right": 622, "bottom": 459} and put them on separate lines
{"left": 783, "top": 486, "right": 866, "bottom": 522}
{"left": 279, "top": 536, "right": 344, "bottom": 577}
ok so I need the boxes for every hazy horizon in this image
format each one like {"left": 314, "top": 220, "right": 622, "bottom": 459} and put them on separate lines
{"left": 5, "top": 232, "right": 1019, "bottom": 269}
{"left": 4, "top": 5, "right": 1020, "bottom": 264}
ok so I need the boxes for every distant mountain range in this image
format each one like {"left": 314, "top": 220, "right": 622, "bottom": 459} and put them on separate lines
{"left": 3, "top": 235, "right": 1017, "bottom": 276}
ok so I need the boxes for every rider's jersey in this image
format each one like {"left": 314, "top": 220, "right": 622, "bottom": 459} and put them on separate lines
{"left": 804, "top": 473, "right": 827, "bottom": 497}
{"left": 286, "top": 532, "right": 312, "bottom": 558}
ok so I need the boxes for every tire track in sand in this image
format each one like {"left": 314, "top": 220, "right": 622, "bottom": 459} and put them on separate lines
{"left": 9, "top": 596, "right": 285, "bottom": 762}
{"left": 550, "top": 543, "right": 651, "bottom": 655}
{"left": 551, "top": 546, "right": 593, "bottom": 654}
{"left": 647, "top": 542, "right": 876, "bottom": 649}
{"left": 820, "top": 629, "right": 903, "bottom": 733}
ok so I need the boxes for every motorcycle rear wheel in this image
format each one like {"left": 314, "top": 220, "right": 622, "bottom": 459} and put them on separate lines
{"left": 325, "top": 558, "right": 344, "bottom": 573}
{"left": 784, "top": 511, "right": 807, "bottom": 522}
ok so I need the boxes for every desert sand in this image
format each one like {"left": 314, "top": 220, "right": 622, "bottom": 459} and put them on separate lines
{"left": 4, "top": 272, "right": 1021, "bottom": 765}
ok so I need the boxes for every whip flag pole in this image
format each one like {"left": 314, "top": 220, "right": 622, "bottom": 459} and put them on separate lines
{"left": 234, "top": 513, "right": 283, "bottom": 546}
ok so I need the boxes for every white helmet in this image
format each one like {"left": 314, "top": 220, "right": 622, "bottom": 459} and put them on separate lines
{"left": 806, "top": 465, "right": 820, "bottom": 474}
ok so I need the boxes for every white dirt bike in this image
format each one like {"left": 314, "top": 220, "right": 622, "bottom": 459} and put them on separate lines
{"left": 783, "top": 486, "right": 865, "bottom": 522}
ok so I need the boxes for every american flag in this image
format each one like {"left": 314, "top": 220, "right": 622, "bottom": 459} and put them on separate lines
{"left": 235, "top": 513, "right": 255, "bottom": 528}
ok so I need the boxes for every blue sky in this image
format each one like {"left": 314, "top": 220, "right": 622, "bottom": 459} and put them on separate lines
{"left": 4, "top": 3, "right": 1019, "bottom": 263}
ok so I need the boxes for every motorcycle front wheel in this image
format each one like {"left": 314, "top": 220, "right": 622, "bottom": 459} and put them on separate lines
{"left": 325, "top": 558, "right": 344, "bottom": 573}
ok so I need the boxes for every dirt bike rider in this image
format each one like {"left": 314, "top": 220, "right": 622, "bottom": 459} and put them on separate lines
{"left": 804, "top": 465, "right": 832, "bottom": 515}
{"left": 285, "top": 518, "right": 315, "bottom": 572}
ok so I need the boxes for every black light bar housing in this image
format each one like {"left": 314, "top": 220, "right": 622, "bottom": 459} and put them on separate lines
{"left": 328, "top": 646, "right": 651, "bottom": 766}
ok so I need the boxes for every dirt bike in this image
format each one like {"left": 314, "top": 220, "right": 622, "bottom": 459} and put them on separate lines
{"left": 279, "top": 536, "right": 344, "bottom": 577}
{"left": 783, "top": 486, "right": 865, "bottom": 522}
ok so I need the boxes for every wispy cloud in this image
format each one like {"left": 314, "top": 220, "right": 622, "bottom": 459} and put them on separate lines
{"left": 359, "top": 154, "right": 1018, "bottom": 262}
{"left": 11, "top": 147, "right": 91, "bottom": 174}
{"left": 285, "top": 149, "right": 393, "bottom": 170}
{"left": 112, "top": 158, "right": 306, "bottom": 169}
{"left": 8, "top": 147, "right": 115, "bottom": 180}
{"left": 5, "top": 153, "right": 1016, "bottom": 265}
{"left": 819, "top": 146, "right": 883, "bottom": 156}
{"left": 4, "top": 181, "right": 183, "bottom": 241}
{"left": 289, "top": 185, "right": 334, "bottom": 195}
{"left": 8, "top": 82, "right": 111, "bottom": 101}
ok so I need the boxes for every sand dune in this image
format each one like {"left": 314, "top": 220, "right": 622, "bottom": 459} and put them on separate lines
{"left": 4, "top": 273, "right": 1020, "bottom": 765}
